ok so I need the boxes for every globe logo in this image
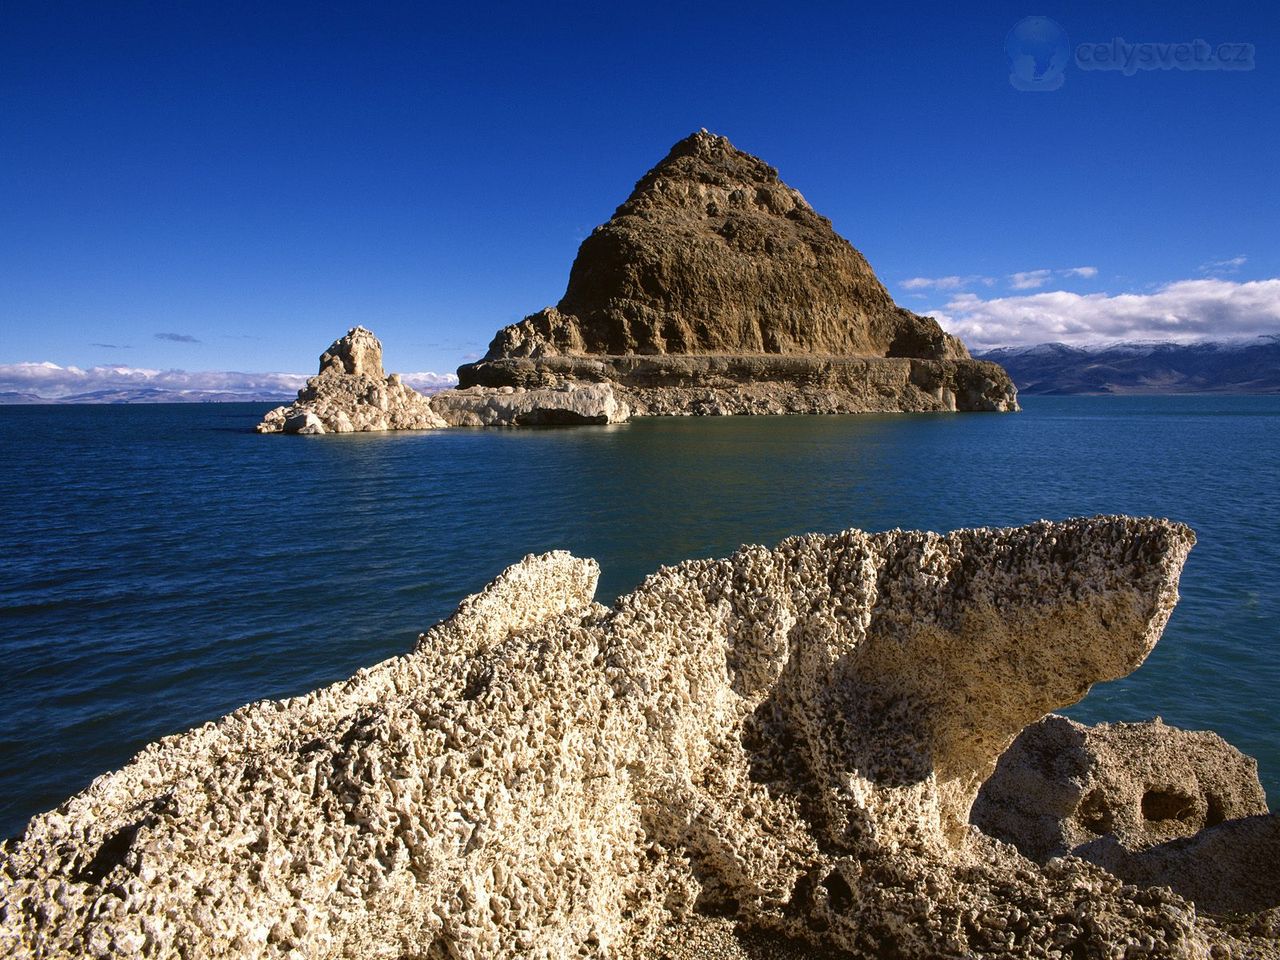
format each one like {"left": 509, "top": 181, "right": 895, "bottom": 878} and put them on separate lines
{"left": 1006, "top": 17, "right": 1070, "bottom": 91}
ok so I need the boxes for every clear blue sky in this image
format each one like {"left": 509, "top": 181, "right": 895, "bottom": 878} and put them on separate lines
{"left": 2, "top": 1, "right": 1277, "bottom": 381}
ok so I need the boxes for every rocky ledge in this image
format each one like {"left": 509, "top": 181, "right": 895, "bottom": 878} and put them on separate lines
{"left": 457, "top": 130, "right": 1019, "bottom": 415}
{"left": 460, "top": 353, "right": 1016, "bottom": 415}
{"left": 3, "top": 516, "right": 1276, "bottom": 958}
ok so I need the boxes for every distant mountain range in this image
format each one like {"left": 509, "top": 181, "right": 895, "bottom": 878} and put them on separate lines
{"left": 0, "top": 387, "right": 297, "bottom": 405}
{"left": 0, "top": 370, "right": 457, "bottom": 404}
{"left": 976, "top": 336, "right": 1280, "bottom": 395}
{"left": 2, "top": 339, "right": 1276, "bottom": 402}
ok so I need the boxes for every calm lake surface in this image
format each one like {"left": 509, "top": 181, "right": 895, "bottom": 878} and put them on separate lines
{"left": 1, "top": 397, "right": 1277, "bottom": 835}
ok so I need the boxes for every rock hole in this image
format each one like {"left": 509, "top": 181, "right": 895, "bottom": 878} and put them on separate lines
{"left": 461, "top": 664, "right": 493, "bottom": 701}
{"left": 74, "top": 820, "right": 142, "bottom": 884}
{"left": 1141, "top": 788, "right": 1196, "bottom": 822}
{"left": 1076, "top": 789, "right": 1113, "bottom": 835}
{"left": 1205, "top": 794, "right": 1227, "bottom": 828}
{"left": 820, "top": 869, "right": 854, "bottom": 914}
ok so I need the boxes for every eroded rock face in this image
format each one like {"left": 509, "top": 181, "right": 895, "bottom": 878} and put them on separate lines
{"left": 6, "top": 517, "right": 1269, "bottom": 959}
{"left": 461, "top": 354, "right": 1019, "bottom": 414}
{"left": 256, "top": 327, "right": 446, "bottom": 434}
{"left": 319, "top": 325, "right": 384, "bottom": 379}
{"left": 458, "top": 131, "right": 1017, "bottom": 414}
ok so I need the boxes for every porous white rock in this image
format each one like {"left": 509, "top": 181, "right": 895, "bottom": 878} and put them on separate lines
{"left": 974, "top": 715, "right": 1269, "bottom": 861}
{"left": 4, "top": 516, "right": 1271, "bottom": 958}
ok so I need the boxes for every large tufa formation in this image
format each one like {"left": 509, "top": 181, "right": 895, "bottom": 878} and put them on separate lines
{"left": 5, "top": 516, "right": 1276, "bottom": 958}
{"left": 459, "top": 131, "right": 1018, "bottom": 414}
{"left": 256, "top": 327, "right": 445, "bottom": 434}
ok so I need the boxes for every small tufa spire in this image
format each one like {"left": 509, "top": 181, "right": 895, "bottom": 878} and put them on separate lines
{"left": 318, "top": 326, "right": 385, "bottom": 378}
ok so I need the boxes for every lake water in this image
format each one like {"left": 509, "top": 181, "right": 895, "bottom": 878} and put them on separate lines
{"left": 1, "top": 397, "right": 1277, "bottom": 836}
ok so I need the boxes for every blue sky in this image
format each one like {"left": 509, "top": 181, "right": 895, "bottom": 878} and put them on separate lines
{"left": 2, "top": 1, "right": 1277, "bottom": 392}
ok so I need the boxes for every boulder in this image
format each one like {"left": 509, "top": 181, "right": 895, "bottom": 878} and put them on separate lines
{"left": 973, "top": 715, "right": 1269, "bottom": 861}
{"left": 284, "top": 410, "right": 326, "bottom": 435}
{"left": 973, "top": 714, "right": 1276, "bottom": 916}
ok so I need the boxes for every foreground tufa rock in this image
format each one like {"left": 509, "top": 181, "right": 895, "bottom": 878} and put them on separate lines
{"left": 4, "top": 516, "right": 1273, "bottom": 958}
{"left": 458, "top": 130, "right": 1019, "bottom": 414}
{"left": 256, "top": 327, "right": 446, "bottom": 434}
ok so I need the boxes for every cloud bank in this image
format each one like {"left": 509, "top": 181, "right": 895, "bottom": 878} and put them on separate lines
{"left": 1199, "top": 255, "right": 1247, "bottom": 275}
{"left": 926, "top": 278, "right": 1280, "bottom": 349}
{"left": 0, "top": 364, "right": 457, "bottom": 401}
{"left": 901, "top": 267, "right": 1097, "bottom": 293}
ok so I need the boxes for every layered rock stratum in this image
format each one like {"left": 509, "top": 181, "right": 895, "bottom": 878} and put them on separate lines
{"left": 458, "top": 130, "right": 1018, "bottom": 414}
{"left": 3, "top": 516, "right": 1276, "bottom": 958}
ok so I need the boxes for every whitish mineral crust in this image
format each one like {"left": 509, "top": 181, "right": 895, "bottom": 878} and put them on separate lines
{"left": 430, "top": 381, "right": 631, "bottom": 426}
{"left": 257, "top": 327, "right": 631, "bottom": 433}
{"left": 3, "top": 516, "right": 1273, "bottom": 958}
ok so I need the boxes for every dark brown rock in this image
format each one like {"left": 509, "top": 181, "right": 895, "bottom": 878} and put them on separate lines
{"left": 459, "top": 131, "right": 1016, "bottom": 413}
{"left": 477, "top": 131, "right": 968, "bottom": 361}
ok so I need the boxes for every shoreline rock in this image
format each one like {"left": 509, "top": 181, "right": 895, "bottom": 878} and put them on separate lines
{"left": 4, "top": 516, "right": 1274, "bottom": 957}
{"left": 459, "top": 353, "right": 1017, "bottom": 414}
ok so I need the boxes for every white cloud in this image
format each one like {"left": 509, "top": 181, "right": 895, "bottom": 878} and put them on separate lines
{"left": 1008, "top": 269, "right": 1053, "bottom": 290}
{"left": 907, "top": 267, "right": 1099, "bottom": 295}
{"left": 0, "top": 363, "right": 308, "bottom": 400}
{"left": 900, "top": 275, "right": 993, "bottom": 291}
{"left": 924, "top": 278, "right": 1280, "bottom": 349}
{"left": 0, "top": 363, "right": 457, "bottom": 401}
{"left": 400, "top": 371, "right": 459, "bottom": 393}
{"left": 1199, "top": 255, "right": 1247, "bottom": 275}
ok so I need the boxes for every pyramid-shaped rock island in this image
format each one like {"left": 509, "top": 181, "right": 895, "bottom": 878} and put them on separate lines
{"left": 457, "top": 130, "right": 1017, "bottom": 416}
{"left": 261, "top": 131, "right": 1016, "bottom": 433}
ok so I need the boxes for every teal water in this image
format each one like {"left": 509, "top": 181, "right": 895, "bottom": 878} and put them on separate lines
{"left": 0, "top": 397, "right": 1277, "bottom": 836}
